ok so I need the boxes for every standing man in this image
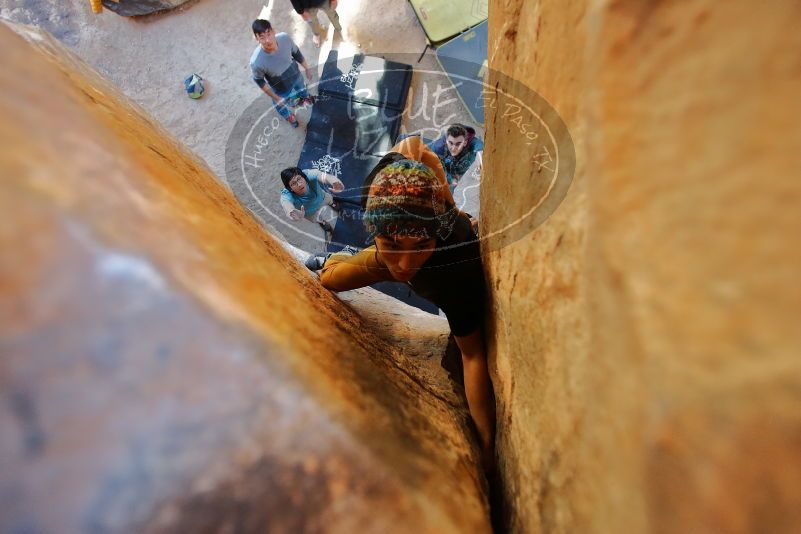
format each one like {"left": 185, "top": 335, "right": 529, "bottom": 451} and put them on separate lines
{"left": 290, "top": 0, "right": 342, "bottom": 48}
{"left": 250, "top": 19, "right": 315, "bottom": 128}
{"left": 305, "top": 138, "right": 496, "bottom": 474}
{"left": 427, "top": 124, "right": 485, "bottom": 193}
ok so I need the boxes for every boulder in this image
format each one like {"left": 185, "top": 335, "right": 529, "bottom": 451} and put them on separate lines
{"left": 101, "top": 0, "right": 195, "bottom": 17}
{"left": 0, "top": 21, "right": 490, "bottom": 533}
{"left": 484, "top": 1, "right": 801, "bottom": 532}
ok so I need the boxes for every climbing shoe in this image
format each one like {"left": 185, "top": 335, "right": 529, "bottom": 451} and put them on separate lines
{"left": 305, "top": 245, "right": 358, "bottom": 272}
{"left": 330, "top": 200, "right": 341, "bottom": 212}
{"left": 302, "top": 95, "right": 316, "bottom": 107}
{"left": 304, "top": 254, "right": 326, "bottom": 271}
{"left": 287, "top": 114, "right": 300, "bottom": 128}
{"left": 335, "top": 245, "right": 359, "bottom": 256}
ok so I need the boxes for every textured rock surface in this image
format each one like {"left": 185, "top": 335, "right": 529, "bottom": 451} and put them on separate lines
{"left": 282, "top": 242, "right": 456, "bottom": 401}
{"left": 485, "top": 1, "right": 801, "bottom": 532}
{"left": 0, "top": 22, "right": 489, "bottom": 533}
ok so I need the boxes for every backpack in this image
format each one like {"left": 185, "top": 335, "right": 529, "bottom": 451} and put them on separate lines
{"left": 183, "top": 74, "right": 205, "bottom": 99}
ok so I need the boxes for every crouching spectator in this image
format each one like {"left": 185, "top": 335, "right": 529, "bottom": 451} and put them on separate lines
{"left": 279, "top": 167, "right": 343, "bottom": 234}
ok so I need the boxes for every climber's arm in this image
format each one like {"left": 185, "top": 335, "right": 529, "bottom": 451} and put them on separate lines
{"left": 454, "top": 327, "right": 496, "bottom": 472}
{"left": 320, "top": 172, "right": 345, "bottom": 192}
{"left": 319, "top": 247, "right": 394, "bottom": 291}
{"left": 259, "top": 83, "right": 281, "bottom": 102}
{"left": 279, "top": 193, "right": 295, "bottom": 217}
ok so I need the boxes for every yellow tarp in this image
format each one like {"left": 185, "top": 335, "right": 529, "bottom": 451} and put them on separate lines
{"left": 409, "top": 0, "right": 488, "bottom": 43}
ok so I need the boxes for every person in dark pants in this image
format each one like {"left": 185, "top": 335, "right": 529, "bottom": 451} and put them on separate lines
{"left": 306, "top": 138, "right": 496, "bottom": 474}
{"left": 250, "top": 19, "right": 315, "bottom": 128}
{"left": 289, "top": 0, "right": 342, "bottom": 47}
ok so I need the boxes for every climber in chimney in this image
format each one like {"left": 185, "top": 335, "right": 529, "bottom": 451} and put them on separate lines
{"left": 304, "top": 137, "right": 496, "bottom": 474}
{"left": 250, "top": 19, "right": 315, "bottom": 128}
{"left": 279, "top": 167, "right": 343, "bottom": 236}
{"left": 426, "top": 124, "right": 484, "bottom": 194}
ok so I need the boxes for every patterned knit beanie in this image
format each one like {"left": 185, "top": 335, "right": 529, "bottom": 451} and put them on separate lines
{"left": 364, "top": 159, "right": 450, "bottom": 239}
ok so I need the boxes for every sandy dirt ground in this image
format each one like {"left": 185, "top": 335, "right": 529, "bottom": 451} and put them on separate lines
{"left": 2, "top": 0, "right": 483, "bottom": 254}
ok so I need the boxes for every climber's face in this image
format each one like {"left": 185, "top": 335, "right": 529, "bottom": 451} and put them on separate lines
{"left": 375, "top": 235, "right": 437, "bottom": 282}
{"left": 255, "top": 28, "right": 277, "bottom": 52}
{"left": 446, "top": 135, "right": 467, "bottom": 157}
{"left": 288, "top": 174, "right": 307, "bottom": 195}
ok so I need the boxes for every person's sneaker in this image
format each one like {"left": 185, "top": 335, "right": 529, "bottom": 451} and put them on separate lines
{"left": 336, "top": 245, "right": 359, "bottom": 256}
{"left": 305, "top": 245, "right": 357, "bottom": 271}
{"left": 304, "top": 254, "right": 326, "bottom": 271}
{"left": 287, "top": 114, "right": 299, "bottom": 128}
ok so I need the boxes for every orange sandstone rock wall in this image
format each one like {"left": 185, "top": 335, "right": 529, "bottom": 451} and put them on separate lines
{"left": 485, "top": 1, "right": 801, "bottom": 532}
{"left": 0, "top": 22, "right": 489, "bottom": 533}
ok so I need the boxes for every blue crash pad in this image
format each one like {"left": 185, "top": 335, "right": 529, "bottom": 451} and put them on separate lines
{"left": 435, "top": 19, "right": 488, "bottom": 124}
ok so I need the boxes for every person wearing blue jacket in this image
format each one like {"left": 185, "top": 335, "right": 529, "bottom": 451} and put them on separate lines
{"left": 426, "top": 124, "right": 484, "bottom": 193}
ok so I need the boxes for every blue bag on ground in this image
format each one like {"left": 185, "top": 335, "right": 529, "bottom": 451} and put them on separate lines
{"left": 184, "top": 74, "right": 204, "bottom": 99}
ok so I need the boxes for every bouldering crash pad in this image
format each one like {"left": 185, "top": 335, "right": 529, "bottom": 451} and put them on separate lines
{"left": 435, "top": 20, "right": 488, "bottom": 124}
{"left": 304, "top": 95, "right": 402, "bottom": 157}
{"left": 319, "top": 51, "right": 413, "bottom": 111}
{"left": 408, "top": 0, "right": 487, "bottom": 44}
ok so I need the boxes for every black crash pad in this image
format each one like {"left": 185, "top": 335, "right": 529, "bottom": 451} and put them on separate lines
{"left": 299, "top": 52, "right": 436, "bottom": 314}
{"left": 435, "top": 20, "right": 488, "bottom": 124}
{"left": 319, "top": 52, "right": 413, "bottom": 111}
{"left": 297, "top": 140, "right": 383, "bottom": 204}
{"left": 305, "top": 96, "right": 402, "bottom": 156}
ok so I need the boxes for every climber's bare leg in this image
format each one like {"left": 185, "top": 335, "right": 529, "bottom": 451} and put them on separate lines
{"left": 455, "top": 328, "right": 496, "bottom": 475}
